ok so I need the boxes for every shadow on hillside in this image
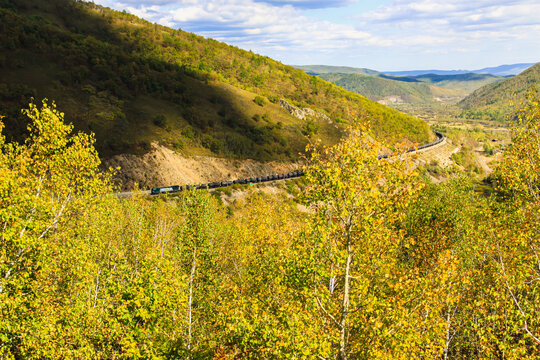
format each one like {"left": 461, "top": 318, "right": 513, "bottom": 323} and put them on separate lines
{"left": 0, "top": 0, "right": 280, "bottom": 159}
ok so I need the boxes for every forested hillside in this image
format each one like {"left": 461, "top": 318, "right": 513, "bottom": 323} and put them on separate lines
{"left": 460, "top": 62, "right": 540, "bottom": 122}
{"left": 0, "top": 0, "right": 431, "bottom": 161}
{"left": 318, "top": 73, "right": 464, "bottom": 104}
{"left": 382, "top": 73, "right": 506, "bottom": 93}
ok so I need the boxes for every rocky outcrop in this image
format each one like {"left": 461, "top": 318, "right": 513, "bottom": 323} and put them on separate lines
{"left": 279, "top": 99, "right": 331, "bottom": 123}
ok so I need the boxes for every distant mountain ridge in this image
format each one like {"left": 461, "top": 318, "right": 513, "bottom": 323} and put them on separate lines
{"left": 473, "top": 63, "right": 536, "bottom": 76}
{"left": 300, "top": 66, "right": 509, "bottom": 104}
{"left": 384, "top": 63, "right": 535, "bottom": 77}
{"left": 294, "top": 65, "right": 379, "bottom": 76}
{"left": 295, "top": 63, "right": 536, "bottom": 77}
{"left": 379, "top": 73, "right": 507, "bottom": 93}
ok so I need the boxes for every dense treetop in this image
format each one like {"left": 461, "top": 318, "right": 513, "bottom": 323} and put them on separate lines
{"left": 1, "top": 96, "right": 539, "bottom": 358}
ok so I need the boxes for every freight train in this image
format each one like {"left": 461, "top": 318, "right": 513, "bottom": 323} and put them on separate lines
{"left": 150, "top": 132, "right": 444, "bottom": 195}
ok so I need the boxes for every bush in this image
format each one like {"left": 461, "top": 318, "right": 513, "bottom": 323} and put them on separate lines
{"left": 253, "top": 95, "right": 266, "bottom": 107}
{"left": 181, "top": 125, "right": 196, "bottom": 140}
{"left": 173, "top": 139, "right": 184, "bottom": 150}
{"left": 302, "top": 119, "right": 320, "bottom": 137}
{"left": 267, "top": 94, "right": 279, "bottom": 103}
{"left": 153, "top": 114, "right": 167, "bottom": 128}
{"left": 225, "top": 133, "right": 252, "bottom": 156}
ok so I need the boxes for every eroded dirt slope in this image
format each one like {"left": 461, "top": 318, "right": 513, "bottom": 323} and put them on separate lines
{"left": 106, "top": 143, "right": 299, "bottom": 190}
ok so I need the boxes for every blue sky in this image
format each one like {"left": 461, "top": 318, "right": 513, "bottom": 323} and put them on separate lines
{"left": 92, "top": 0, "right": 540, "bottom": 71}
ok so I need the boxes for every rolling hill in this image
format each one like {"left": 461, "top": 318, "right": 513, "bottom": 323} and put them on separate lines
{"left": 0, "top": 0, "right": 431, "bottom": 164}
{"left": 297, "top": 65, "right": 507, "bottom": 104}
{"left": 459, "top": 62, "right": 540, "bottom": 122}
{"left": 317, "top": 73, "right": 464, "bottom": 104}
{"left": 379, "top": 73, "right": 507, "bottom": 93}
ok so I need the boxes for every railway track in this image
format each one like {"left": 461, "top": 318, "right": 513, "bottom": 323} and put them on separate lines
{"left": 118, "top": 132, "right": 444, "bottom": 197}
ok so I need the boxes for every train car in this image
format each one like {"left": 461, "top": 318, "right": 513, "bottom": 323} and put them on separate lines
{"left": 151, "top": 185, "right": 181, "bottom": 195}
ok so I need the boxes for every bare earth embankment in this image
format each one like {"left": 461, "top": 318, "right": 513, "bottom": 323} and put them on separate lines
{"left": 106, "top": 143, "right": 298, "bottom": 190}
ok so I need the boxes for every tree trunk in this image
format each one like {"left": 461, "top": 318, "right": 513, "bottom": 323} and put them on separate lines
{"left": 187, "top": 248, "right": 197, "bottom": 358}
{"left": 443, "top": 306, "right": 452, "bottom": 360}
{"left": 339, "top": 241, "right": 352, "bottom": 360}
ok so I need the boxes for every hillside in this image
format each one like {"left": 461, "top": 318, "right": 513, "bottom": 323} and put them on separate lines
{"left": 318, "top": 73, "right": 464, "bottom": 104}
{"left": 380, "top": 73, "right": 506, "bottom": 93}
{"left": 0, "top": 0, "right": 431, "bottom": 165}
{"left": 459, "top": 62, "right": 540, "bottom": 122}
{"left": 298, "top": 65, "right": 506, "bottom": 106}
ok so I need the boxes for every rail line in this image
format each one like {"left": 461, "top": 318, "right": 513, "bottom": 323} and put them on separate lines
{"left": 122, "top": 132, "right": 445, "bottom": 197}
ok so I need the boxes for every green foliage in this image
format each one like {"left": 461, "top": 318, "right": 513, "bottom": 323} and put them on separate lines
{"left": 253, "top": 95, "right": 266, "bottom": 106}
{"left": 0, "top": 0, "right": 431, "bottom": 162}
{"left": 0, "top": 101, "right": 113, "bottom": 357}
{"left": 153, "top": 114, "right": 167, "bottom": 128}
{"left": 302, "top": 118, "right": 319, "bottom": 137}
{"left": 299, "top": 125, "right": 446, "bottom": 358}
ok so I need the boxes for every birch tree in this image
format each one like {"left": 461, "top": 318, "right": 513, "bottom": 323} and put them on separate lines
{"left": 302, "top": 125, "right": 425, "bottom": 359}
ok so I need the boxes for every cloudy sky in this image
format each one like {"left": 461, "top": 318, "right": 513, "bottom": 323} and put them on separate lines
{"left": 92, "top": 0, "right": 540, "bottom": 71}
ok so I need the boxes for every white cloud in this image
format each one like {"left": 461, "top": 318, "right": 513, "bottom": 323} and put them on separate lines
{"left": 94, "top": 0, "right": 540, "bottom": 69}
{"left": 253, "top": 0, "right": 356, "bottom": 9}
{"left": 346, "top": 0, "right": 540, "bottom": 66}
{"left": 105, "top": 0, "right": 384, "bottom": 56}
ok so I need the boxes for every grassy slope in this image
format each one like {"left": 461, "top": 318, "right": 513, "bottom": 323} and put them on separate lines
{"left": 319, "top": 73, "right": 464, "bottom": 104}
{"left": 459, "top": 62, "right": 540, "bottom": 121}
{"left": 0, "top": 0, "right": 432, "bottom": 161}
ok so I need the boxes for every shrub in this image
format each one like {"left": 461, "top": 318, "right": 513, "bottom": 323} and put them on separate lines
{"left": 302, "top": 119, "right": 320, "bottom": 137}
{"left": 173, "top": 139, "right": 184, "bottom": 150}
{"left": 153, "top": 114, "right": 167, "bottom": 128}
{"left": 181, "top": 125, "right": 196, "bottom": 140}
{"left": 253, "top": 95, "right": 266, "bottom": 107}
{"left": 267, "top": 94, "right": 279, "bottom": 103}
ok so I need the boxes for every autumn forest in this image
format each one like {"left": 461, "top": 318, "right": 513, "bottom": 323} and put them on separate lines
{"left": 1, "top": 0, "right": 540, "bottom": 359}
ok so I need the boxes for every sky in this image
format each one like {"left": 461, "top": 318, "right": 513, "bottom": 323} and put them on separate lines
{"left": 92, "top": 0, "right": 540, "bottom": 71}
